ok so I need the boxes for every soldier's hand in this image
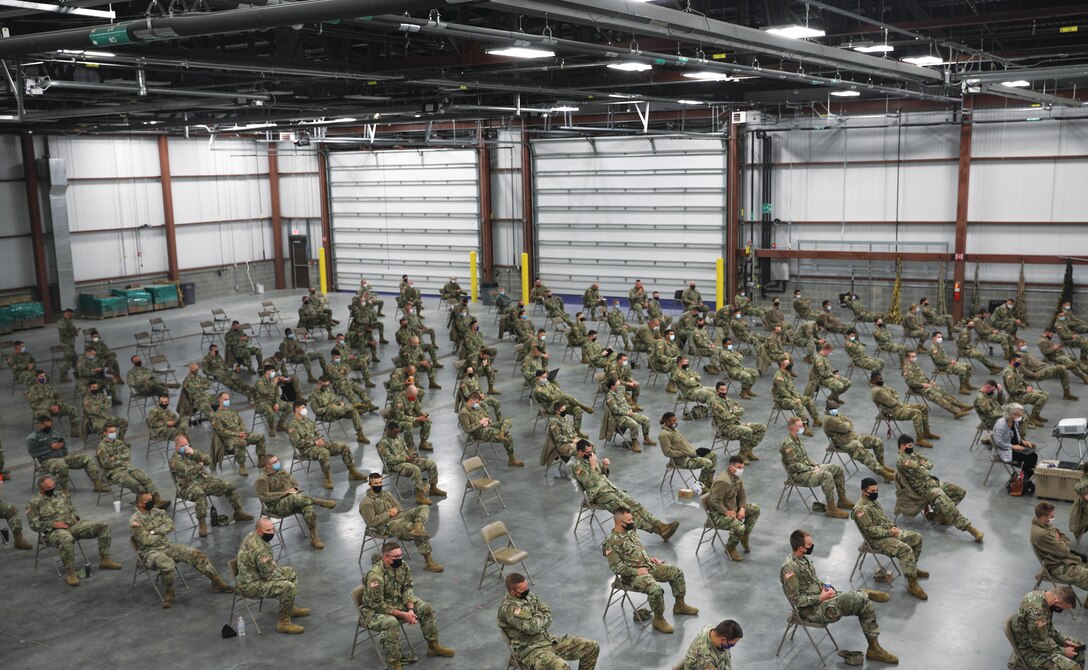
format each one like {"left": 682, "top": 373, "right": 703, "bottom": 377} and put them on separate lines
{"left": 725, "top": 510, "right": 737, "bottom": 519}
{"left": 53, "top": 521, "right": 68, "bottom": 529}
{"left": 890, "top": 527, "right": 899, "bottom": 536}
{"left": 388, "top": 507, "right": 398, "bottom": 517}
{"left": 402, "top": 610, "right": 419, "bottom": 625}
{"left": 316, "top": 439, "right": 325, "bottom": 447}
{"left": 1064, "top": 646, "right": 1077, "bottom": 659}
{"left": 636, "top": 567, "right": 649, "bottom": 576}
{"left": 819, "top": 587, "right": 836, "bottom": 601}
{"left": 239, "top": 432, "right": 247, "bottom": 438}
{"left": 51, "top": 441, "right": 64, "bottom": 450}
{"left": 50, "top": 404, "right": 60, "bottom": 413}
{"left": 738, "top": 508, "right": 746, "bottom": 520}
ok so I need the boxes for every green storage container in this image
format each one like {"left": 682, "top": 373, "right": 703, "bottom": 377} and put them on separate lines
{"left": 112, "top": 289, "right": 152, "bottom": 314}
{"left": 8, "top": 302, "right": 44, "bottom": 319}
{"left": 144, "top": 284, "right": 180, "bottom": 309}
{"left": 0, "top": 306, "right": 12, "bottom": 335}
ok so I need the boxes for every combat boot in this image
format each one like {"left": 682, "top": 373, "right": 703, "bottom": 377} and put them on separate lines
{"left": 348, "top": 468, "right": 367, "bottom": 481}
{"left": 238, "top": 463, "right": 248, "bottom": 477}
{"left": 309, "top": 529, "right": 325, "bottom": 550}
{"left": 507, "top": 455, "right": 525, "bottom": 467}
{"left": 916, "top": 568, "right": 929, "bottom": 578}
{"left": 409, "top": 522, "right": 429, "bottom": 540}
{"left": 162, "top": 585, "right": 176, "bottom": 609}
{"left": 651, "top": 614, "right": 674, "bottom": 634}
{"left": 628, "top": 439, "right": 643, "bottom": 453}
{"left": 915, "top": 438, "right": 934, "bottom": 448}
{"left": 99, "top": 557, "right": 122, "bottom": 570}
{"left": 657, "top": 520, "right": 680, "bottom": 541}
{"left": 429, "top": 484, "right": 448, "bottom": 497}
{"left": 93, "top": 479, "right": 110, "bottom": 493}
{"left": 428, "top": 381, "right": 442, "bottom": 390}
{"left": 923, "top": 431, "right": 941, "bottom": 440}
{"left": 423, "top": 554, "right": 444, "bottom": 573}
{"left": 665, "top": 381, "right": 678, "bottom": 394}
{"left": 958, "top": 382, "right": 972, "bottom": 396}
{"left": 967, "top": 525, "right": 984, "bottom": 543}
{"left": 198, "top": 518, "right": 209, "bottom": 538}
{"left": 66, "top": 569, "right": 80, "bottom": 587}
{"left": 314, "top": 498, "right": 337, "bottom": 509}
{"left": 211, "top": 575, "right": 234, "bottom": 593}
{"left": 953, "top": 408, "right": 973, "bottom": 419}
{"left": 672, "top": 597, "right": 699, "bottom": 615}
{"left": 355, "top": 432, "right": 371, "bottom": 445}
{"left": 802, "top": 426, "right": 815, "bottom": 437}
{"left": 234, "top": 508, "right": 254, "bottom": 522}
{"left": 861, "top": 589, "right": 891, "bottom": 603}
{"left": 1034, "top": 412, "right": 1050, "bottom": 423}
{"left": 837, "top": 494, "right": 855, "bottom": 508}
{"left": 306, "top": 372, "right": 319, "bottom": 384}
{"left": 726, "top": 543, "right": 743, "bottom": 562}
{"left": 881, "top": 467, "right": 896, "bottom": 482}
{"left": 1064, "top": 390, "right": 1080, "bottom": 401}
{"left": 642, "top": 434, "right": 657, "bottom": 446}
{"left": 322, "top": 471, "right": 334, "bottom": 490}
{"left": 418, "top": 441, "right": 434, "bottom": 452}
{"left": 152, "top": 494, "right": 171, "bottom": 511}
{"left": 906, "top": 577, "right": 928, "bottom": 600}
{"left": 580, "top": 403, "right": 594, "bottom": 414}
{"left": 812, "top": 416, "right": 823, "bottom": 428}
{"left": 290, "top": 606, "right": 310, "bottom": 617}
{"left": 416, "top": 491, "right": 433, "bottom": 506}
{"left": 825, "top": 502, "right": 849, "bottom": 519}
{"left": 426, "top": 641, "right": 455, "bottom": 657}
{"left": 865, "top": 638, "right": 898, "bottom": 665}
{"left": 277, "top": 616, "right": 305, "bottom": 634}
{"left": 746, "top": 388, "right": 759, "bottom": 397}
{"left": 12, "top": 530, "right": 31, "bottom": 550}
{"left": 740, "top": 532, "right": 751, "bottom": 553}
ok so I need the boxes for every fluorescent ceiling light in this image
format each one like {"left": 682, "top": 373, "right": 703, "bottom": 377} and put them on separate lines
{"left": 676, "top": 99, "right": 705, "bottom": 105}
{"left": 682, "top": 71, "right": 734, "bottom": 82}
{"left": 607, "top": 61, "right": 652, "bottom": 72}
{"left": 552, "top": 106, "right": 580, "bottom": 112}
{"left": 902, "top": 55, "right": 943, "bottom": 66}
{"left": 1002, "top": 80, "right": 1031, "bottom": 88}
{"left": 853, "top": 44, "right": 894, "bottom": 53}
{"left": 830, "top": 90, "right": 861, "bottom": 97}
{"left": 486, "top": 46, "right": 555, "bottom": 59}
{"left": 764, "top": 24, "right": 826, "bottom": 39}
{"left": 58, "top": 49, "right": 115, "bottom": 58}
{"left": 608, "top": 93, "right": 638, "bottom": 99}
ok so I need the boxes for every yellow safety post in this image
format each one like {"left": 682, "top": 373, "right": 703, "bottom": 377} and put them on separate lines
{"left": 716, "top": 257, "right": 725, "bottom": 311}
{"left": 469, "top": 251, "right": 479, "bottom": 303}
{"left": 319, "top": 247, "right": 329, "bottom": 295}
{"left": 521, "top": 252, "right": 530, "bottom": 305}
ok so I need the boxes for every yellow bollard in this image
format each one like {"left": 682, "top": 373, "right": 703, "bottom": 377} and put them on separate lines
{"left": 319, "top": 247, "right": 329, "bottom": 295}
{"left": 521, "top": 252, "right": 530, "bottom": 305}
{"left": 469, "top": 251, "right": 479, "bottom": 303}
{"left": 716, "top": 257, "right": 725, "bottom": 311}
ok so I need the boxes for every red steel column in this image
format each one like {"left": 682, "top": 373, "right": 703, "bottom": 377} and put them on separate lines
{"left": 157, "top": 136, "right": 180, "bottom": 282}
{"left": 952, "top": 99, "right": 973, "bottom": 322}
{"left": 268, "top": 146, "right": 286, "bottom": 290}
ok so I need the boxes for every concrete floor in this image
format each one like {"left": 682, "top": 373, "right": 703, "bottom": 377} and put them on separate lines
{"left": 0, "top": 288, "right": 1082, "bottom": 669}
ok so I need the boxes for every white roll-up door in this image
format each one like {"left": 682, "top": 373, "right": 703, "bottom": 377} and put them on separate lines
{"left": 328, "top": 149, "right": 480, "bottom": 295}
{"left": 532, "top": 136, "right": 726, "bottom": 300}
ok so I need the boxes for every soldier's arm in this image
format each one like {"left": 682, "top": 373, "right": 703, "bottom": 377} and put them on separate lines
{"left": 854, "top": 505, "right": 891, "bottom": 540}
{"left": 604, "top": 540, "right": 639, "bottom": 578}
{"left": 499, "top": 602, "right": 547, "bottom": 637}
{"left": 781, "top": 565, "right": 820, "bottom": 610}
{"left": 26, "top": 501, "right": 44, "bottom": 533}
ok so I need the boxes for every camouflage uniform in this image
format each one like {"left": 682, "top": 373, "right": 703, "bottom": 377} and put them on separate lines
{"left": 606, "top": 385, "right": 650, "bottom": 442}
{"left": 822, "top": 412, "right": 888, "bottom": 476}
{"left": 975, "top": 318, "right": 1015, "bottom": 359}
{"left": 928, "top": 338, "right": 972, "bottom": 389}
{"left": 707, "top": 469, "right": 759, "bottom": 549}
{"left": 458, "top": 403, "right": 515, "bottom": 457}
{"left": 792, "top": 296, "right": 818, "bottom": 321}
{"left": 96, "top": 436, "right": 160, "bottom": 497}
{"left": 680, "top": 626, "right": 733, "bottom": 670}
{"left": 920, "top": 304, "right": 952, "bottom": 331}
{"left": 76, "top": 354, "right": 116, "bottom": 398}
{"left": 224, "top": 327, "right": 263, "bottom": 371}
{"left": 896, "top": 452, "right": 971, "bottom": 530}
{"left": 901, "top": 310, "right": 926, "bottom": 348}
{"left": 87, "top": 337, "right": 121, "bottom": 378}
{"left": 460, "top": 373, "right": 502, "bottom": 418}
{"left": 780, "top": 434, "right": 847, "bottom": 504}
{"left": 772, "top": 368, "right": 819, "bottom": 426}
{"left": 659, "top": 425, "right": 717, "bottom": 487}
{"left": 532, "top": 380, "right": 586, "bottom": 433}
{"left": 851, "top": 495, "right": 923, "bottom": 578}
{"left": 546, "top": 414, "right": 579, "bottom": 462}
{"left": 361, "top": 557, "right": 441, "bottom": 663}
{"left": 498, "top": 590, "right": 600, "bottom": 670}
{"left": 7, "top": 348, "right": 36, "bottom": 386}
{"left": 288, "top": 414, "right": 359, "bottom": 479}
{"left": 780, "top": 552, "right": 879, "bottom": 637}
{"left": 130, "top": 507, "right": 220, "bottom": 589}
{"left": 255, "top": 469, "right": 319, "bottom": 531}
{"left": 27, "top": 491, "right": 111, "bottom": 568}
{"left": 147, "top": 404, "right": 188, "bottom": 442}
{"left": 845, "top": 336, "right": 884, "bottom": 373}
{"left": 1011, "top": 590, "right": 1084, "bottom": 670}
{"left": 681, "top": 286, "right": 708, "bottom": 314}
{"left": 717, "top": 347, "right": 758, "bottom": 393}
{"left": 603, "top": 528, "right": 687, "bottom": 616}
{"left": 27, "top": 381, "right": 80, "bottom": 435}
{"left": 255, "top": 374, "right": 292, "bottom": 435}
{"left": 0, "top": 498, "right": 25, "bottom": 536}
{"left": 572, "top": 456, "right": 663, "bottom": 532}
{"left": 1003, "top": 363, "right": 1049, "bottom": 417}
{"left": 903, "top": 359, "right": 965, "bottom": 415}
{"left": 1039, "top": 335, "right": 1088, "bottom": 379}
{"left": 398, "top": 341, "right": 439, "bottom": 388}
{"left": 57, "top": 314, "right": 79, "bottom": 380}
{"left": 25, "top": 428, "right": 103, "bottom": 491}
{"left": 376, "top": 432, "right": 438, "bottom": 495}
{"left": 709, "top": 394, "right": 766, "bottom": 462}
{"left": 126, "top": 365, "right": 170, "bottom": 399}
{"left": 544, "top": 295, "right": 573, "bottom": 327}
{"left": 650, "top": 337, "right": 681, "bottom": 377}
{"left": 311, "top": 384, "right": 367, "bottom": 438}
{"left": 1056, "top": 320, "right": 1088, "bottom": 360}
{"left": 816, "top": 308, "right": 851, "bottom": 335}
{"left": 870, "top": 383, "right": 930, "bottom": 437}
{"left": 728, "top": 315, "right": 764, "bottom": 348}
{"left": 846, "top": 296, "right": 881, "bottom": 323}
{"left": 973, "top": 387, "right": 1006, "bottom": 430}
{"left": 956, "top": 327, "right": 1003, "bottom": 373}
{"left": 646, "top": 298, "right": 673, "bottom": 328}
{"left": 181, "top": 371, "right": 215, "bottom": 419}
{"left": 387, "top": 394, "right": 431, "bottom": 449}
{"left": 583, "top": 285, "right": 606, "bottom": 320}
{"left": 1020, "top": 349, "right": 1073, "bottom": 394}
{"left": 808, "top": 351, "right": 851, "bottom": 402}
{"left": 202, "top": 351, "right": 253, "bottom": 398}
{"left": 279, "top": 335, "right": 326, "bottom": 380}
{"left": 82, "top": 390, "right": 128, "bottom": 440}
{"left": 991, "top": 303, "right": 1020, "bottom": 336}
{"left": 359, "top": 489, "right": 433, "bottom": 557}
{"left": 873, "top": 324, "right": 907, "bottom": 363}
{"left": 606, "top": 306, "right": 633, "bottom": 350}
{"left": 791, "top": 321, "right": 819, "bottom": 362}
{"left": 169, "top": 448, "right": 244, "bottom": 520}
{"left": 211, "top": 406, "right": 267, "bottom": 470}
{"left": 672, "top": 366, "right": 715, "bottom": 405}
{"left": 1031, "top": 518, "right": 1088, "bottom": 591}
{"left": 236, "top": 530, "right": 299, "bottom": 616}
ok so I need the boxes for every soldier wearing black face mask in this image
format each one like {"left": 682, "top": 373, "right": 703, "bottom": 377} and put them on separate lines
{"left": 147, "top": 393, "right": 188, "bottom": 442}
{"left": 498, "top": 572, "right": 600, "bottom": 670}
{"left": 896, "top": 435, "right": 983, "bottom": 542}
{"left": 236, "top": 517, "right": 309, "bottom": 634}
{"left": 1010, "top": 586, "right": 1083, "bottom": 669}
{"left": 851, "top": 478, "right": 928, "bottom": 601}
{"left": 358, "top": 473, "right": 443, "bottom": 573}
{"left": 361, "top": 542, "right": 454, "bottom": 667}
{"left": 679, "top": 619, "right": 743, "bottom": 670}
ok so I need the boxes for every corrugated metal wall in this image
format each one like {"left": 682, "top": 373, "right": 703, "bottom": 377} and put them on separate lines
{"left": 0, "top": 135, "right": 34, "bottom": 291}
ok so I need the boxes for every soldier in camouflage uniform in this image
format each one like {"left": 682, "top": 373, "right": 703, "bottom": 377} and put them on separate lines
{"left": 844, "top": 329, "right": 884, "bottom": 373}
{"left": 1004, "top": 354, "right": 1050, "bottom": 426}
{"left": 169, "top": 435, "right": 252, "bottom": 537}
{"left": 56, "top": 307, "right": 79, "bottom": 381}
{"left": 791, "top": 320, "right": 820, "bottom": 364}
{"left": 356, "top": 297, "right": 389, "bottom": 345}
{"left": 779, "top": 529, "right": 897, "bottom": 664}
{"left": 927, "top": 332, "right": 974, "bottom": 394}
{"left": 659, "top": 412, "right": 716, "bottom": 488}
{"left": 772, "top": 357, "right": 820, "bottom": 434}
{"left": 460, "top": 365, "right": 502, "bottom": 418}
{"left": 26, "top": 415, "right": 107, "bottom": 493}
{"left": 6, "top": 340, "right": 36, "bottom": 387}
{"left": 1039, "top": 328, "right": 1088, "bottom": 382}
{"left": 852, "top": 478, "right": 928, "bottom": 600}
{"left": 1032, "top": 502, "right": 1088, "bottom": 593}
{"left": 896, "top": 435, "right": 983, "bottom": 541}
{"left": 255, "top": 365, "right": 292, "bottom": 437}
{"left": 573, "top": 440, "right": 677, "bottom": 539}
{"left": 872, "top": 318, "right": 908, "bottom": 366}
{"left": 458, "top": 321, "right": 499, "bottom": 391}
{"left": 604, "top": 352, "right": 641, "bottom": 409}
{"left": 388, "top": 384, "right": 432, "bottom": 451}
{"left": 973, "top": 379, "right": 1005, "bottom": 444}
{"left": 757, "top": 327, "right": 787, "bottom": 376}
{"left": 225, "top": 321, "right": 263, "bottom": 372}
{"left": 311, "top": 377, "right": 369, "bottom": 443}
{"left": 130, "top": 491, "right": 234, "bottom": 607}
{"left": 956, "top": 321, "right": 1005, "bottom": 373}
{"left": 780, "top": 416, "right": 852, "bottom": 519}
{"left": 816, "top": 300, "right": 851, "bottom": 335}
{"left": 845, "top": 293, "right": 881, "bottom": 323}
{"left": 83, "top": 381, "right": 128, "bottom": 440}
{"left": 1011, "top": 587, "right": 1083, "bottom": 670}
{"left": 255, "top": 454, "right": 336, "bottom": 549}
{"left": 734, "top": 289, "right": 763, "bottom": 318}
{"left": 85, "top": 330, "right": 122, "bottom": 382}
{"left": 77, "top": 346, "right": 118, "bottom": 402}
{"left": 27, "top": 476, "right": 121, "bottom": 586}
{"left": 543, "top": 403, "right": 580, "bottom": 465}
{"left": 458, "top": 392, "right": 523, "bottom": 466}
{"left": 991, "top": 297, "right": 1022, "bottom": 336}
{"left": 715, "top": 338, "right": 758, "bottom": 398}
{"left": 672, "top": 357, "right": 715, "bottom": 409}
{"left": 675, "top": 308, "right": 701, "bottom": 349}
{"left": 96, "top": 423, "right": 169, "bottom": 508}
{"left": 404, "top": 303, "right": 437, "bottom": 349}
{"left": 805, "top": 342, "right": 851, "bottom": 404}
{"left": 237, "top": 517, "right": 310, "bottom": 633}
{"left": 678, "top": 620, "right": 743, "bottom": 670}
{"left": 1060, "top": 299, "right": 1088, "bottom": 333}
{"left": 606, "top": 378, "right": 654, "bottom": 451}
{"left": 332, "top": 334, "right": 377, "bottom": 388}
{"left": 399, "top": 335, "right": 441, "bottom": 390}
{"left": 498, "top": 572, "right": 599, "bottom": 670}
{"left": 298, "top": 295, "right": 334, "bottom": 340}
{"left": 762, "top": 297, "right": 790, "bottom": 334}
{"left": 0, "top": 496, "right": 32, "bottom": 550}
{"left": 359, "top": 472, "right": 443, "bottom": 573}
{"left": 629, "top": 280, "right": 648, "bottom": 322}
{"left": 583, "top": 282, "right": 606, "bottom": 320}
{"left": 362, "top": 542, "right": 456, "bottom": 667}
{"left": 707, "top": 455, "right": 758, "bottom": 562}
{"left": 902, "top": 351, "right": 973, "bottom": 418}
{"left": 647, "top": 292, "right": 673, "bottom": 329}
{"left": 126, "top": 354, "right": 178, "bottom": 399}
{"left": 211, "top": 392, "right": 267, "bottom": 476}
{"left": 279, "top": 328, "right": 325, "bottom": 384}
{"left": 727, "top": 309, "right": 765, "bottom": 350}
{"left": 288, "top": 401, "right": 366, "bottom": 489}
{"left": 918, "top": 297, "right": 952, "bottom": 333}
{"left": 901, "top": 304, "right": 927, "bottom": 352}
{"left": 27, "top": 370, "right": 81, "bottom": 437}
{"left": 710, "top": 383, "right": 766, "bottom": 463}
{"left": 440, "top": 275, "right": 465, "bottom": 305}
{"left": 377, "top": 422, "right": 446, "bottom": 506}
{"left": 791, "top": 289, "right": 819, "bottom": 321}
{"left": 532, "top": 370, "right": 592, "bottom": 435}
{"left": 1017, "top": 338, "right": 1079, "bottom": 400}
{"left": 974, "top": 309, "right": 1016, "bottom": 360}
{"left": 606, "top": 299, "right": 634, "bottom": 350}
{"left": 543, "top": 291, "right": 573, "bottom": 327}
{"left": 869, "top": 373, "right": 937, "bottom": 450}
{"left": 822, "top": 400, "right": 895, "bottom": 481}
{"left": 603, "top": 507, "right": 699, "bottom": 634}
{"left": 1056, "top": 311, "right": 1088, "bottom": 361}
{"left": 202, "top": 344, "right": 253, "bottom": 399}
{"left": 681, "top": 280, "right": 708, "bottom": 315}
{"left": 688, "top": 318, "right": 719, "bottom": 372}
{"left": 651, "top": 329, "right": 682, "bottom": 393}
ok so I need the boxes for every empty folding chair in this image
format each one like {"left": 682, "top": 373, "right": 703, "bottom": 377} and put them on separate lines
{"left": 460, "top": 456, "right": 505, "bottom": 516}
{"left": 477, "top": 520, "right": 531, "bottom": 588}
{"left": 211, "top": 308, "right": 230, "bottom": 331}
{"left": 149, "top": 317, "right": 174, "bottom": 344}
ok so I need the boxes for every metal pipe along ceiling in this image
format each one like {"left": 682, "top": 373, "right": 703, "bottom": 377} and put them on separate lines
{"left": 40, "top": 78, "right": 272, "bottom": 100}
{"left": 0, "top": 0, "right": 461, "bottom": 57}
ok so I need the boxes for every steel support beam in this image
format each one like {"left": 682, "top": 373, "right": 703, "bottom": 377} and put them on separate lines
{"left": 726, "top": 124, "right": 741, "bottom": 302}
{"left": 317, "top": 150, "right": 334, "bottom": 291}
{"left": 520, "top": 132, "right": 535, "bottom": 288}
{"left": 156, "top": 136, "right": 180, "bottom": 282}
{"left": 952, "top": 100, "right": 973, "bottom": 322}
{"left": 478, "top": 131, "right": 495, "bottom": 284}
{"left": 755, "top": 249, "right": 1087, "bottom": 266}
{"left": 268, "top": 146, "right": 286, "bottom": 290}
{"left": 20, "top": 133, "right": 51, "bottom": 320}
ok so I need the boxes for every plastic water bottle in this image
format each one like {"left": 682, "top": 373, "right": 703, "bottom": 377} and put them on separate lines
{"left": 210, "top": 504, "right": 219, "bottom": 526}
{"left": 237, "top": 616, "right": 246, "bottom": 636}
{"left": 823, "top": 576, "right": 833, "bottom": 591}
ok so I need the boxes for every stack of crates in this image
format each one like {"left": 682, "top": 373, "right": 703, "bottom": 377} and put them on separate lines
{"left": 79, "top": 293, "right": 129, "bottom": 319}
{"left": 144, "top": 283, "right": 180, "bottom": 310}
{"left": 0, "top": 306, "right": 12, "bottom": 335}
{"left": 9, "top": 301, "right": 45, "bottom": 330}
{"left": 111, "top": 288, "right": 153, "bottom": 314}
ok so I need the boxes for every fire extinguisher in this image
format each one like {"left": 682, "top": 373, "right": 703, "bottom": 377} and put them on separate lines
{"left": 953, "top": 282, "right": 962, "bottom": 302}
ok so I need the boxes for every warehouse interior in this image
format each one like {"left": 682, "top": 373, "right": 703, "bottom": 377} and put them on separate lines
{"left": 1, "top": 0, "right": 1088, "bottom": 668}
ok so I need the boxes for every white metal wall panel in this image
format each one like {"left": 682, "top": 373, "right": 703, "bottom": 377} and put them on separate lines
{"left": 533, "top": 136, "right": 725, "bottom": 298}
{"left": 176, "top": 221, "right": 274, "bottom": 270}
{"left": 275, "top": 149, "right": 320, "bottom": 219}
{"left": 52, "top": 136, "right": 160, "bottom": 178}
{"left": 329, "top": 149, "right": 480, "bottom": 295}
{"left": 491, "top": 131, "right": 523, "bottom": 268}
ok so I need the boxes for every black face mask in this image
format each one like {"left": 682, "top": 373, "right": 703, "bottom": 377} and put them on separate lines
{"left": 804, "top": 544, "right": 814, "bottom": 555}
{"left": 133, "top": 361, "right": 142, "bottom": 367}
{"left": 91, "top": 388, "right": 102, "bottom": 395}
{"left": 903, "top": 447, "right": 914, "bottom": 455}
{"left": 371, "top": 485, "right": 383, "bottom": 494}
{"left": 580, "top": 451, "right": 591, "bottom": 459}
{"left": 1051, "top": 605, "right": 1064, "bottom": 614}
{"left": 985, "top": 390, "right": 995, "bottom": 396}
{"left": 142, "top": 500, "right": 154, "bottom": 511}
{"left": 680, "top": 364, "right": 689, "bottom": 370}
{"left": 785, "top": 363, "right": 794, "bottom": 372}
{"left": 867, "top": 492, "right": 879, "bottom": 502}
{"left": 390, "top": 557, "right": 403, "bottom": 569}
{"left": 42, "top": 487, "right": 56, "bottom": 497}
{"left": 622, "top": 522, "right": 636, "bottom": 532}
{"left": 260, "top": 532, "right": 275, "bottom": 543}
{"left": 515, "top": 589, "right": 530, "bottom": 600}
{"left": 874, "top": 379, "right": 884, "bottom": 386}
{"left": 159, "top": 402, "right": 170, "bottom": 408}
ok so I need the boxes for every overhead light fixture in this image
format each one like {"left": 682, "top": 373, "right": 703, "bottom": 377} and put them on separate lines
{"left": 682, "top": 71, "right": 734, "bottom": 82}
{"left": 57, "top": 49, "right": 115, "bottom": 58}
{"left": 764, "top": 24, "right": 826, "bottom": 39}
{"left": 1002, "top": 80, "right": 1031, "bottom": 88}
{"left": 830, "top": 90, "right": 861, "bottom": 97}
{"left": 902, "top": 55, "right": 943, "bottom": 66}
{"left": 607, "top": 61, "right": 652, "bottom": 72}
{"left": 676, "top": 99, "right": 705, "bottom": 105}
{"left": 486, "top": 46, "right": 555, "bottom": 59}
{"left": 608, "top": 93, "right": 638, "bottom": 99}
{"left": 551, "top": 105, "right": 580, "bottom": 112}
{"left": 853, "top": 44, "right": 894, "bottom": 53}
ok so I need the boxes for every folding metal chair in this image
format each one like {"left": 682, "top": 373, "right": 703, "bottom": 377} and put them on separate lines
{"left": 200, "top": 322, "right": 220, "bottom": 348}
{"left": 211, "top": 308, "right": 230, "bottom": 332}
{"left": 477, "top": 520, "right": 531, "bottom": 588}
{"left": 573, "top": 487, "right": 609, "bottom": 536}
{"left": 134, "top": 331, "right": 159, "bottom": 357}
{"left": 227, "top": 558, "right": 264, "bottom": 634}
{"left": 694, "top": 493, "right": 727, "bottom": 556}
{"left": 602, "top": 577, "right": 651, "bottom": 625}
{"left": 150, "top": 354, "right": 179, "bottom": 386}
{"left": 258, "top": 502, "right": 306, "bottom": 553}
{"left": 1003, "top": 615, "right": 1031, "bottom": 670}
{"left": 48, "top": 345, "right": 68, "bottom": 379}
{"left": 499, "top": 629, "right": 530, "bottom": 670}
{"left": 349, "top": 585, "right": 417, "bottom": 665}
{"left": 822, "top": 443, "right": 860, "bottom": 477}
{"left": 149, "top": 317, "right": 174, "bottom": 344}
{"left": 659, "top": 458, "right": 697, "bottom": 492}
{"left": 775, "top": 603, "right": 841, "bottom": 668}
{"left": 130, "top": 537, "right": 190, "bottom": 603}
{"left": 356, "top": 525, "right": 411, "bottom": 572}
{"left": 983, "top": 451, "right": 1017, "bottom": 485}
{"left": 775, "top": 476, "right": 819, "bottom": 512}
{"left": 849, "top": 540, "right": 902, "bottom": 584}
{"left": 34, "top": 530, "right": 89, "bottom": 575}
{"left": 460, "top": 456, "right": 505, "bottom": 516}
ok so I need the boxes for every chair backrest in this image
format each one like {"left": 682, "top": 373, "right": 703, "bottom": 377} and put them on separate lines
{"left": 150, "top": 318, "right": 164, "bottom": 327}
{"left": 50, "top": 344, "right": 65, "bottom": 355}
{"left": 699, "top": 493, "right": 711, "bottom": 512}
{"left": 462, "top": 456, "right": 485, "bottom": 475}
{"left": 213, "top": 308, "right": 226, "bottom": 317}
{"left": 262, "top": 301, "right": 276, "bottom": 309}
{"left": 351, "top": 584, "right": 366, "bottom": 609}
{"left": 480, "top": 520, "right": 509, "bottom": 545}
{"left": 150, "top": 354, "right": 169, "bottom": 366}
{"left": 135, "top": 332, "right": 150, "bottom": 341}
{"left": 1003, "top": 615, "right": 1027, "bottom": 668}
{"left": 201, "top": 321, "right": 213, "bottom": 329}
{"left": 229, "top": 558, "right": 239, "bottom": 577}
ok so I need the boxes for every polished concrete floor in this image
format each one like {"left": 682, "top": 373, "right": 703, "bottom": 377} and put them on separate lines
{"left": 0, "top": 289, "right": 1083, "bottom": 669}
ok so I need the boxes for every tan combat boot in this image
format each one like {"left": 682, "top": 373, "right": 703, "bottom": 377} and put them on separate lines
{"left": 93, "top": 479, "right": 110, "bottom": 493}
{"left": 66, "top": 569, "right": 80, "bottom": 587}
{"left": 418, "top": 441, "right": 434, "bottom": 452}
{"left": 1064, "top": 389, "right": 1080, "bottom": 401}
{"left": 825, "top": 502, "right": 849, "bottom": 519}
{"left": 162, "top": 585, "right": 175, "bottom": 609}
{"left": 906, "top": 577, "right": 928, "bottom": 600}
{"left": 99, "top": 557, "right": 122, "bottom": 570}
{"left": 642, "top": 434, "right": 657, "bottom": 446}
{"left": 837, "top": 493, "right": 855, "bottom": 508}
{"left": 277, "top": 616, "right": 305, "bottom": 634}
{"left": 426, "top": 640, "right": 455, "bottom": 657}
{"left": 923, "top": 431, "right": 941, "bottom": 440}
{"left": 238, "top": 463, "right": 249, "bottom": 477}
{"left": 12, "top": 530, "right": 32, "bottom": 550}
{"left": 740, "top": 532, "right": 751, "bottom": 553}
{"left": 725, "top": 543, "right": 743, "bottom": 562}
{"left": 211, "top": 575, "right": 235, "bottom": 593}
{"left": 802, "top": 426, "right": 815, "bottom": 437}
{"left": 865, "top": 638, "right": 899, "bottom": 664}
{"left": 429, "top": 484, "right": 448, "bottom": 497}
{"left": 651, "top": 614, "right": 674, "bottom": 634}
{"left": 416, "top": 490, "right": 433, "bottom": 506}
{"left": 862, "top": 589, "right": 891, "bottom": 603}
{"left": 967, "top": 525, "right": 984, "bottom": 543}
{"left": 348, "top": 468, "right": 367, "bottom": 481}
{"left": 914, "top": 438, "right": 934, "bottom": 448}
{"left": 881, "top": 467, "right": 896, "bottom": 482}
{"left": 628, "top": 440, "right": 643, "bottom": 453}
{"left": 916, "top": 568, "right": 929, "bottom": 578}
{"left": 309, "top": 529, "right": 325, "bottom": 550}
{"left": 314, "top": 498, "right": 337, "bottom": 509}
{"left": 673, "top": 597, "right": 699, "bottom": 615}
{"left": 234, "top": 508, "right": 254, "bottom": 522}
{"left": 198, "top": 518, "right": 209, "bottom": 538}
{"left": 322, "top": 471, "right": 334, "bottom": 490}
{"left": 657, "top": 520, "right": 680, "bottom": 541}
{"left": 290, "top": 606, "right": 310, "bottom": 617}
{"left": 423, "top": 554, "right": 445, "bottom": 573}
